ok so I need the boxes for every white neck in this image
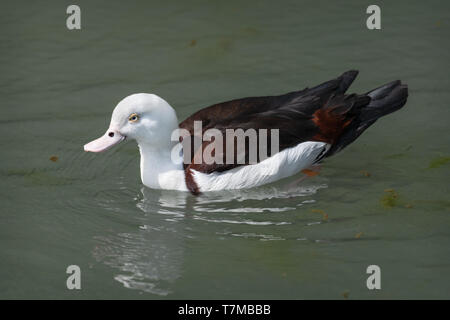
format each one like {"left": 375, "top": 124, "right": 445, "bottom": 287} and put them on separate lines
{"left": 138, "top": 141, "right": 187, "bottom": 191}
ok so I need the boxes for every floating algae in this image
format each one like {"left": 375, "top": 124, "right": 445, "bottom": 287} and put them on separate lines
{"left": 311, "top": 209, "right": 328, "bottom": 221}
{"left": 355, "top": 232, "right": 363, "bottom": 239}
{"left": 7, "top": 168, "right": 73, "bottom": 186}
{"left": 428, "top": 156, "right": 450, "bottom": 169}
{"left": 360, "top": 170, "right": 371, "bottom": 177}
{"left": 381, "top": 189, "right": 399, "bottom": 208}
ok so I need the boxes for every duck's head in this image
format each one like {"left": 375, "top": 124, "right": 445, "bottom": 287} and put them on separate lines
{"left": 84, "top": 93, "right": 179, "bottom": 152}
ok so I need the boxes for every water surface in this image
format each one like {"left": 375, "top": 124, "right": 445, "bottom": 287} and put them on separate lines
{"left": 0, "top": 0, "right": 449, "bottom": 299}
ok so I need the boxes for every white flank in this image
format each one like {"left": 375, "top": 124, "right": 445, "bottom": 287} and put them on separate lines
{"left": 192, "top": 141, "right": 329, "bottom": 191}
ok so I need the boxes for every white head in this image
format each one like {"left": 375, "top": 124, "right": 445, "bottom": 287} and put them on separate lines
{"left": 84, "top": 93, "right": 179, "bottom": 152}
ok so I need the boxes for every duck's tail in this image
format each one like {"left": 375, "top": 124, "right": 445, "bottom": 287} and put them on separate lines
{"left": 326, "top": 75, "right": 408, "bottom": 157}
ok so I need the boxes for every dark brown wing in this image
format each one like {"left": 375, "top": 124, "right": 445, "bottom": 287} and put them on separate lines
{"left": 179, "top": 71, "right": 369, "bottom": 194}
{"left": 179, "top": 70, "right": 360, "bottom": 134}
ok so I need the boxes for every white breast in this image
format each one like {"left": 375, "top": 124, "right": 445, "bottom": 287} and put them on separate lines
{"left": 192, "top": 141, "right": 329, "bottom": 192}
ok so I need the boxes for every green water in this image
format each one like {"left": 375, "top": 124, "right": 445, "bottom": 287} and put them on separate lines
{"left": 1, "top": 0, "right": 449, "bottom": 299}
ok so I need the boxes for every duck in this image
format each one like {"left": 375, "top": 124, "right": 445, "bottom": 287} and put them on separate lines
{"left": 84, "top": 70, "right": 408, "bottom": 195}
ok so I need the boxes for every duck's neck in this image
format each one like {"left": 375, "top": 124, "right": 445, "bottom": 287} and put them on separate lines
{"left": 138, "top": 141, "right": 186, "bottom": 190}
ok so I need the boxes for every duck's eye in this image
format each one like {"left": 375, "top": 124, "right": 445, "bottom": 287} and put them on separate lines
{"left": 128, "top": 113, "right": 139, "bottom": 122}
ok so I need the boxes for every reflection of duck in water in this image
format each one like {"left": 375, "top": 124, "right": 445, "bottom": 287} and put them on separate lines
{"left": 84, "top": 71, "right": 407, "bottom": 194}
{"left": 92, "top": 188, "right": 187, "bottom": 296}
{"left": 92, "top": 179, "right": 330, "bottom": 295}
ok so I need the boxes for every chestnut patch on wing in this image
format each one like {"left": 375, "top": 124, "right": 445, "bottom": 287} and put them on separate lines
{"left": 312, "top": 108, "right": 353, "bottom": 144}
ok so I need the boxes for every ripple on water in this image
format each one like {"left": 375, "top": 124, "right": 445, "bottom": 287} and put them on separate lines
{"left": 189, "top": 181, "right": 328, "bottom": 227}
{"left": 93, "top": 228, "right": 183, "bottom": 296}
{"left": 88, "top": 174, "right": 333, "bottom": 295}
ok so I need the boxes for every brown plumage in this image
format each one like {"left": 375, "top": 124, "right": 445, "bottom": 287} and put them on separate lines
{"left": 178, "top": 71, "right": 408, "bottom": 194}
